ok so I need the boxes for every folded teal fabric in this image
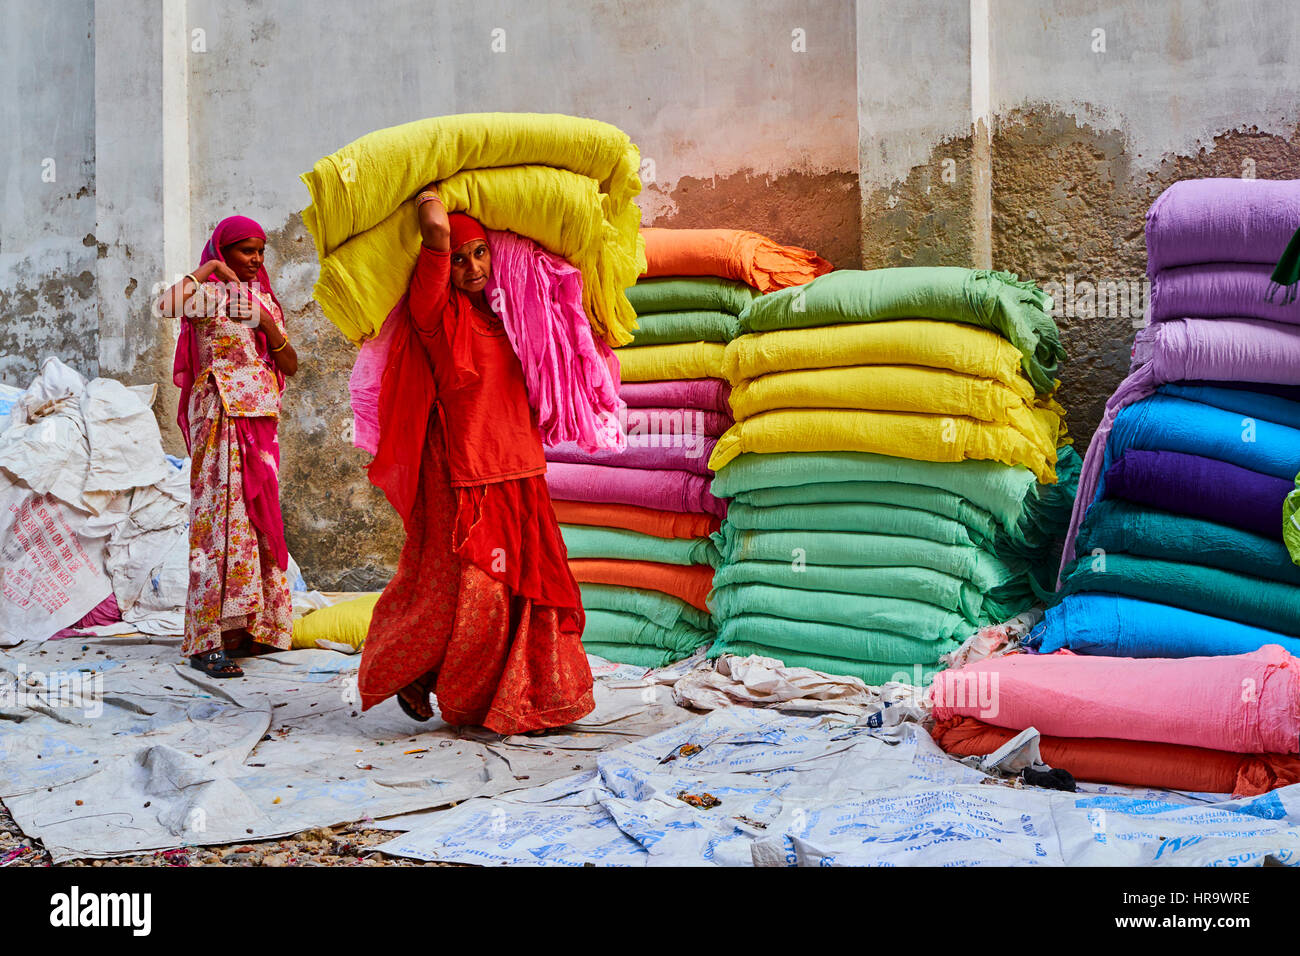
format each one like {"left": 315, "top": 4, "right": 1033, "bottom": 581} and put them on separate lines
{"left": 709, "top": 582, "right": 972, "bottom": 641}
{"left": 583, "top": 608, "right": 712, "bottom": 654}
{"left": 583, "top": 641, "right": 696, "bottom": 669}
{"left": 712, "top": 614, "right": 960, "bottom": 665}
{"left": 1058, "top": 552, "right": 1300, "bottom": 637}
{"left": 705, "top": 636, "right": 947, "bottom": 685}
{"left": 1076, "top": 498, "right": 1300, "bottom": 587}
{"left": 578, "top": 583, "right": 714, "bottom": 632}
{"left": 561, "top": 524, "right": 720, "bottom": 567}
{"left": 709, "top": 560, "right": 1028, "bottom": 625}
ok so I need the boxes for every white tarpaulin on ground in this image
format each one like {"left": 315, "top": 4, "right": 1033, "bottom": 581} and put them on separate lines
{"left": 376, "top": 707, "right": 1300, "bottom": 867}
{"left": 0, "top": 635, "right": 697, "bottom": 862}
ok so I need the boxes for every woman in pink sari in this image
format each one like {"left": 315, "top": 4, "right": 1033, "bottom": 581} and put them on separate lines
{"left": 158, "top": 216, "right": 298, "bottom": 677}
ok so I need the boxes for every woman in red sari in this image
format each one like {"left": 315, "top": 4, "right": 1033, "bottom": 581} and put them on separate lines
{"left": 358, "top": 185, "right": 594, "bottom": 733}
{"left": 159, "top": 216, "right": 298, "bottom": 678}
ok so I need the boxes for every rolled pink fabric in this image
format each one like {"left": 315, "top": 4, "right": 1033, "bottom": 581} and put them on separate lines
{"left": 619, "top": 378, "right": 731, "bottom": 412}
{"left": 545, "top": 461, "right": 728, "bottom": 517}
{"left": 1058, "top": 316, "right": 1300, "bottom": 583}
{"left": 545, "top": 435, "right": 717, "bottom": 475}
{"left": 625, "top": 406, "right": 732, "bottom": 438}
{"left": 930, "top": 645, "right": 1300, "bottom": 754}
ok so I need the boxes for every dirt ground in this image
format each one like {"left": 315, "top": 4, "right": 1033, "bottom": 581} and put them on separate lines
{"left": 0, "top": 800, "right": 457, "bottom": 867}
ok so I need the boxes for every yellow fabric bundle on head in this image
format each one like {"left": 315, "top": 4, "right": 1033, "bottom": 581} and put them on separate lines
{"left": 301, "top": 113, "right": 646, "bottom": 345}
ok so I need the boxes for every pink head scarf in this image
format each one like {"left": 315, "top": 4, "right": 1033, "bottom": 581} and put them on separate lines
{"left": 172, "top": 215, "right": 289, "bottom": 570}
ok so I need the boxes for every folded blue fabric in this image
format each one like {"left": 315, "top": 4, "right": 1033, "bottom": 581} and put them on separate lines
{"left": 1158, "top": 383, "right": 1300, "bottom": 431}
{"left": 1029, "top": 592, "right": 1300, "bottom": 657}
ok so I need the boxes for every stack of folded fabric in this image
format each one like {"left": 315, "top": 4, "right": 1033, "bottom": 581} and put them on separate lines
{"left": 931, "top": 647, "right": 1300, "bottom": 796}
{"left": 705, "top": 267, "right": 1079, "bottom": 684}
{"left": 1037, "top": 178, "right": 1300, "bottom": 659}
{"left": 544, "top": 228, "right": 831, "bottom": 667}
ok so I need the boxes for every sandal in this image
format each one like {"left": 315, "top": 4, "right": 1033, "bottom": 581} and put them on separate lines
{"left": 189, "top": 650, "right": 244, "bottom": 678}
{"left": 395, "top": 690, "right": 432, "bottom": 723}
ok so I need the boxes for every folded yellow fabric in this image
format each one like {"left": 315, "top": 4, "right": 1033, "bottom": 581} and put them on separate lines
{"left": 728, "top": 365, "right": 1066, "bottom": 454}
{"left": 302, "top": 115, "right": 645, "bottom": 346}
{"left": 709, "top": 408, "right": 1060, "bottom": 483}
{"left": 721, "top": 320, "right": 1036, "bottom": 401}
{"left": 616, "top": 342, "right": 726, "bottom": 382}
{"left": 302, "top": 113, "right": 641, "bottom": 259}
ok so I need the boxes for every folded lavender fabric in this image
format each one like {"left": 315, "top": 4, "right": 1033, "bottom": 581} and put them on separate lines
{"left": 545, "top": 460, "right": 728, "bottom": 517}
{"left": 545, "top": 436, "right": 717, "bottom": 475}
{"left": 1102, "top": 449, "right": 1292, "bottom": 540}
{"left": 1150, "top": 263, "right": 1300, "bottom": 324}
{"left": 619, "top": 378, "right": 731, "bottom": 412}
{"left": 1146, "top": 178, "right": 1300, "bottom": 275}
{"left": 1058, "top": 316, "right": 1300, "bottom": 582}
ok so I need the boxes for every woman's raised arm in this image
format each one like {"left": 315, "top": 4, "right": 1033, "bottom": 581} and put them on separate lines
{"left": 417, "top": 183, "right": 451, "bottom": 251}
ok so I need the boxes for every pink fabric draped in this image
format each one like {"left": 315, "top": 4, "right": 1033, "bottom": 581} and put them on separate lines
{"left": 350, "top": 296, "right": 405, "bottom": 455}
{"left": 171, "top": 214, "right": 288, "bottom": 570}
{"left": 484, "top": 229, "right": 625, "bottom": 452}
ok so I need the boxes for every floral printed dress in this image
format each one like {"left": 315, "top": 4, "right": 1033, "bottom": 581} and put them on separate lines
{"left": 182, "top": 287, "right": 293, "bottom": 656}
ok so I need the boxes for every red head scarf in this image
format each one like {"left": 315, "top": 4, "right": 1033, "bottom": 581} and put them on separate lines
{"left": 448, "top": 212, "right": 487, "bottom": 251}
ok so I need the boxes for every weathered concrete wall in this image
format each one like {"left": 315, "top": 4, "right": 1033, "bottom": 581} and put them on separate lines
{"left": 4, "top": 0, "right": 1300, "bottom": 588}
{"left": 0, "top": 0, "right": 97, "bottom": 385}
{"left": 180, "top": 0, "right": 860, "bottom": 588}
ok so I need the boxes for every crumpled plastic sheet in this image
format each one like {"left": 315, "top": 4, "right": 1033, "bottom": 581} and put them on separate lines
{"left": 0, "top": 637, "right": 697, "bottom": 862}
{"left": 376, "top": 706, "right": 1300, "bottom": 867}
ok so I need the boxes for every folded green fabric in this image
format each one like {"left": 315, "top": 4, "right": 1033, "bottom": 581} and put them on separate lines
{"left": 583, "top": 641, "right": 696, "bottom": 668}
{"left": 561, "top": 524, "right": 720, "bottom": 567}
{"left": 725, "top": 501, "right": 987, "bottom": 551}
{"left": 712, "top": 615, "right": 960, "bottom": 665}
{"left": 736, "top": 268, "right": 1064, "bottom": 393}
{"left": 626, "top": 310, "right": 736, "bottom": 346}
{"left": 583, "top": 608, "right": 713, "bottom": 654}
{"left": 578, "top": 583, "right": 713, "bottom": 632}
{"left": 710, "top": 582, "right": 971, "bottom": 641}
{"left": 709, "top": 560, "right": 1029, "bottom": 625}
{"left": 712, "top": 525, "right": 1029, "bottom": 593}
{"left": 1058, "top": 552, "right": 1300, "bottom": 637}
{"left": 1077, "top": 499, "right": 1300, "bottom": 587}
{"left": 712, "top": 447, "right": 1080, "bottom": 544}
{"left": 706, "top": 637, "right": 947, "bottom": 685}
{"left": 625, "top": 277, "right": 756, "bottom": 318}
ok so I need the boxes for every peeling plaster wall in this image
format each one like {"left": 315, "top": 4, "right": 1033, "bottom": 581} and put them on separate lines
{"left": 4, "top": 0, "right": 1300, "bottom": 588}
{"left": 0, "top": 0, "right": 97, "bottom": 385}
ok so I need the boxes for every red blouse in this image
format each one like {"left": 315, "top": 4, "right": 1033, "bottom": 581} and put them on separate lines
{"left": 407, "top": 246, "right": 546, "bottom": 487}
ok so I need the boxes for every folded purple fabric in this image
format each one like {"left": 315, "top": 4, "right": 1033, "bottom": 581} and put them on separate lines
{"left": 619, "top": 378, "right": 732, "bottom": 412}
{"left": 1146, "top": 178, "right": 1300, "bottom": 275}
{"left": 545, "top": 461, "right": 728, "bottom": 517}
{"left": 546, "top": 435, "right": 717, "bottom": 475}
{"left": 1101, "top": 449, "right": 1290, "bottom": 541}
{"left": 1059, "top": 316, "right": 1300, "bottom": 582}
{"left": 1150, "top": 263, "right": 1300, "bottom": 324}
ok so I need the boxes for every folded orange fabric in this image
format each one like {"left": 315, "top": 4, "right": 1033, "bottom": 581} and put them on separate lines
{"left": 552, "top": 500, "right": 721, "bottom": 539}
{"left": 932, "top": 717, "right": 1300, "bottom": 798}
{"left": 641, "top": 228, "right": 832, "bottom": 293}
{"left": 568, "top": 559, "right": 714, "bottom": 612}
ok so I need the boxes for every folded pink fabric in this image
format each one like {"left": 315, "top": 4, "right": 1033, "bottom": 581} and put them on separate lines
{"left": 931, "top": 646, "right": 1300, "bottom": 754}
{"left": 545, "top": 435, "right": 717, "bottom": 475}
{"left": 1058, "top": 316, "right": 1300, "bottom": 582}
{"left": 349, "top": 296, "right": 404, "bottom": 455}
{"left": 545, "top": 461, "right": 728, "bottom": 517}
{"left": 485, "top": 230, "right": 625, "bottom": 452}
{"left": 1150, "top": 263, "right": 1300, "bottom": 324}
{"left": 625, "top": 406, "right": 732, "bottom": 438}
{"left": 620, "top": 378, "right": 732, "bottom": 412}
